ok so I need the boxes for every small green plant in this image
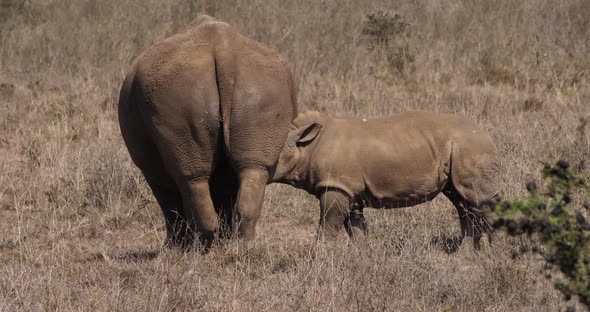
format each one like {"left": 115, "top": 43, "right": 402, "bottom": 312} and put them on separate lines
{"left": 482, "top": 160, "right": 589, "bottom": 309}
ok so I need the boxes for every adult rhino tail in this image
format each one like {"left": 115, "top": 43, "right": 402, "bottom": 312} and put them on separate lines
{"left": 211, "top": 27, "right": 236, "bottom": 158}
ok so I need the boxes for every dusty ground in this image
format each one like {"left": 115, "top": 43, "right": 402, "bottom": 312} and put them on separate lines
{"left": 1, "top": 0, "right": 589, "bottom": 311}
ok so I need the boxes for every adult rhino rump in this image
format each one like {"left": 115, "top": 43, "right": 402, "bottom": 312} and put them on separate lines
{"left": 118, "top": 15, "right": 298, "bottom": 249}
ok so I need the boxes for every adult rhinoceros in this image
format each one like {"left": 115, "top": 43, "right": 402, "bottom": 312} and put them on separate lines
{"left": 118, "top": 15, "right": 297, "bottom": 249}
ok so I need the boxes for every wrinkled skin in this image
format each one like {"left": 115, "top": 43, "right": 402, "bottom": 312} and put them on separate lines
{"left": 272, "top": 111, "right": 499, "bottom": 250}
{"left": 118, "top": 15, "right": 297, "bottom": 249}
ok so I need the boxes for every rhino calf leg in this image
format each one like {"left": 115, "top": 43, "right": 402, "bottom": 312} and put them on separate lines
{"left": 234, "top": 167, "right": 269, "bottom": 241}
{"left": 444, "top": 184, "right": 491, "bottom": 250}
{"left": 454, "top": 204, "right": 470, "bottom": 245}
{"left": 344, "top": 210, "right": 368, "bottom": 240}
{"left": 178, "top": 179, "right": 219, "bottom": 250}
{"left": 318, "top": 189, "right": 350, "bottom": 240}
{"left": 471, "top": 212, "right": 493, "bottom": 249}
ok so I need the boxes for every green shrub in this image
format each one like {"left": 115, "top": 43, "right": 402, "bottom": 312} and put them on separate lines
{"left": 483, "top": 160, "right": 589, "bottom": 309}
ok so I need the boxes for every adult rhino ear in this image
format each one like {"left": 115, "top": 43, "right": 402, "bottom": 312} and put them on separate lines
{"left": 294, "top": 123, "right": 322, "bottom": 145}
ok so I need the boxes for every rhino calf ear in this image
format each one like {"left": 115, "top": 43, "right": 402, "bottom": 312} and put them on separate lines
{"left": 297, "top": 123, "right": 322, "bottom": 144}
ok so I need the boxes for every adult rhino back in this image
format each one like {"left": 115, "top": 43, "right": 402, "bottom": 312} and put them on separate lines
{"left": 118, "top": 15, "right": 298, "bottom": 249}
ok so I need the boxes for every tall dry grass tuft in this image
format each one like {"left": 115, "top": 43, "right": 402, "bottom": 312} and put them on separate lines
{"left": 1, "top": 0, "right": 589, "bottom": 310}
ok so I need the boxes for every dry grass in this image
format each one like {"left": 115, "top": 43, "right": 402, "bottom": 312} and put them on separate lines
{"left": 1, "top": 0, "right": 589, "bottom": 311}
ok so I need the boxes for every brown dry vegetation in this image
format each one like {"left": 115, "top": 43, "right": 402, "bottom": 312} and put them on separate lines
{"left": 1, "top": 0, "right": 589, "bottom": 311}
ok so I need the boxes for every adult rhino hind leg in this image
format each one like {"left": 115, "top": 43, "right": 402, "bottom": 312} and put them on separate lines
{"left": 157, "top": 118, "right": 221, "bottom": 251}
{"left": 127, "top": 126, "right": 220, "bottom": 250}
{"left": 209, "top": 154, "right": 238, "bottom": 240}
{"left": 118, "top": 88, "right": 190, "bottom": 249}
{"left": 225, "top": 83, "right": 296, "bottom": 242}
{"left": 177, "top": 178, "right": 219, "bottom": 250}
{"left": 129, "top": 153, "right": 191, "bottom": 248}
{"left": 142, "top": 103, "right": 221, "bottom": 251}
{"left": 233, "top": 166, "right": 269, "bottom": 241}
{"left": 144, "top": 177, "right": 188, "bottom": 248}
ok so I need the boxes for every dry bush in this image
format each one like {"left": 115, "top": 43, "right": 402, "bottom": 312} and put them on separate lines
{"left": 1, "top": 0, "right": 589, "bottom": 311}
{"left": 361, "top": 9, "right": 415, "bottom": 78}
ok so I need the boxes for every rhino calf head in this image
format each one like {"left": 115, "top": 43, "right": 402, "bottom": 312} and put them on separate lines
{"left": 272, "top": 110, "right": 499, "bottom": 250}
{"left": 272, "top": 123, "right": 322, "bottom": 187}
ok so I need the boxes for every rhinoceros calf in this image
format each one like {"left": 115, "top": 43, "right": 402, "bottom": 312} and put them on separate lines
{"left": 271, "top": 111, "right": 499, "bottom": 249}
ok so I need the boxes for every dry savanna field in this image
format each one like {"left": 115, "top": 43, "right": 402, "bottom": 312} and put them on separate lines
{"left": 1, "top": 0, "right": 589, "bottom": 311}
